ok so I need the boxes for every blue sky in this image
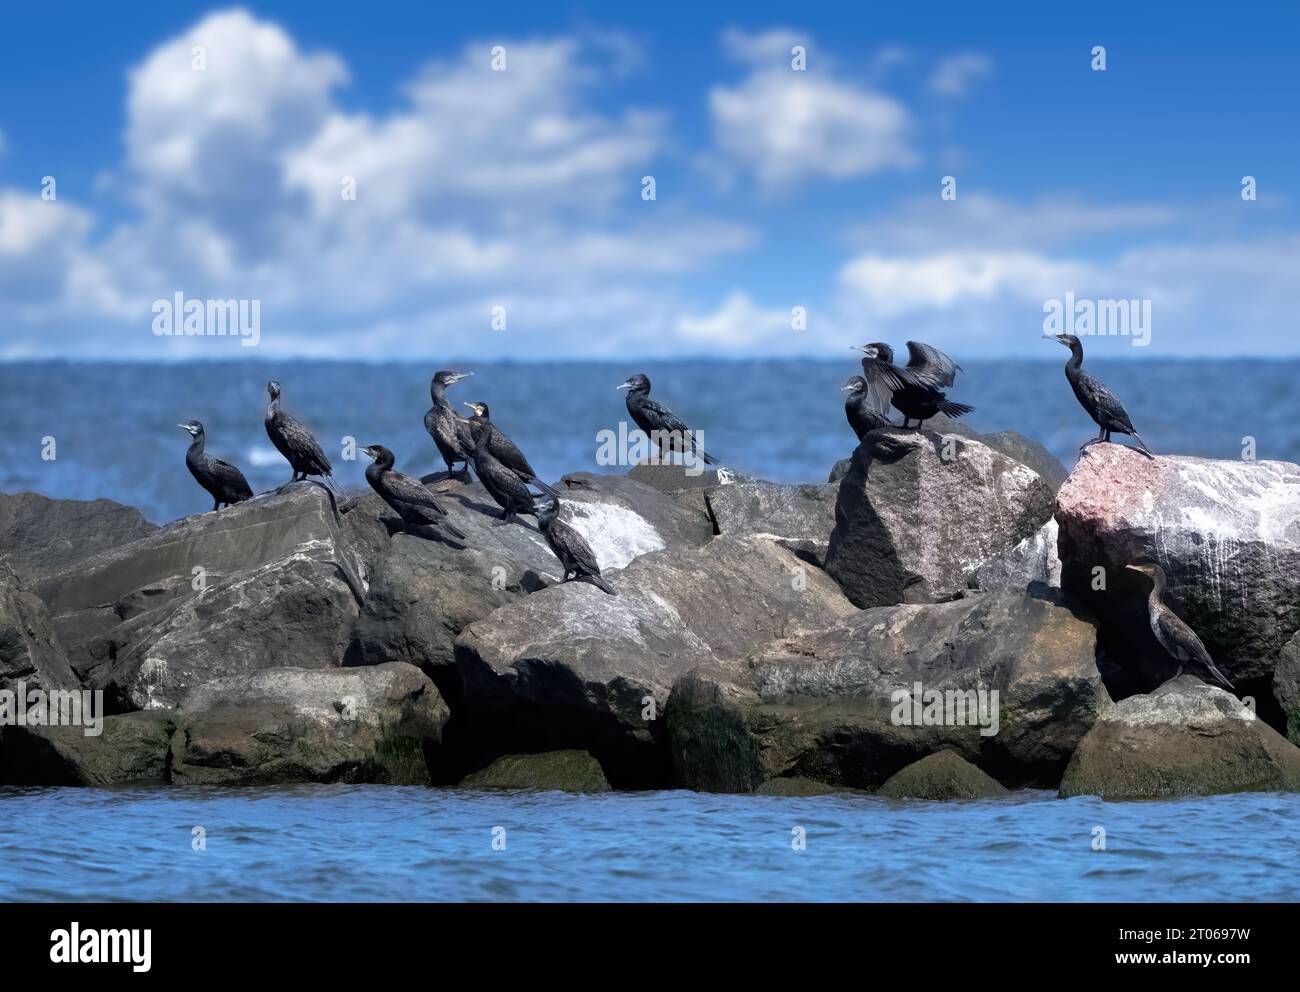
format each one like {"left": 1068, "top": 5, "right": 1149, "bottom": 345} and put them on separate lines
{"left": 1, "top": 1, "right": 1297, "bottom": 359}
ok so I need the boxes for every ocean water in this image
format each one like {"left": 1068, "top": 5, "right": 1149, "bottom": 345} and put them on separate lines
{"left": 2, "top": 785, "right": 1298, "bottom": 902}
{"left": 1, "top": 358, "right": 1296, "bottom": 524}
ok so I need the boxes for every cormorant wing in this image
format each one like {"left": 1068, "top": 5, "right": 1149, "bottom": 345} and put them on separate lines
{"left": 1077, "top": 371, "right": 1138, "bottom": 434}
{"left": 279, "top": 413, "right": 333, "bottom": 473}
{"left": 1155, "top": 609, "right": 1233, "bottom": 688}
{"left": 905, "top": 341, "right": 962, "bottom": 388}
{"left": 638, "top": 397, "right": 693, "bottom": 436}
{"left": 385, "top": 470, "right": 452, "bottom": 516}
{"left": 858, "top": 357, "right": 907, "bottom": 416}
{"left": 210, "top": 457, "right": 253, "bottom": 493}
{"left": 555, "top": 518, "right": 602, "bottom": 575}
{"left": 489, "top": 424, "right": 538, "bottom": 478}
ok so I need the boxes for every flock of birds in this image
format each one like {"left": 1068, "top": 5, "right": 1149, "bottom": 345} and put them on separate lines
{"left": 175, "top": 332, "right": 1229, "bottom": 689}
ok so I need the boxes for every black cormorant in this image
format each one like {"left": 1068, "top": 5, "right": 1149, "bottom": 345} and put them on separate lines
{"left": 361, "top": 444, "right": 466, "bottom": 541}
{"left": 1125, "top": 563, "right": 1233, "bottom": 689}
{"left": 466, "top": 402, "right": 560, "bottom": 499}
{"left": 424, "top": 370, "right": 476, "bottom": 478}
{"left": 1052, "top": 334, "right": 1153, "bottom": 456}
{"left": 852, "top": 341, "right": 974, "bottom": 428}
{"left": 178, "top": 420, "right": 253, "bottom": 511}
{"left": 463, "top": 402, "right": 540, "bottom": 524}
{"left": 264, "top": 380, "right": 342, "bottom": 493}
{"left": 842, "top": 376, "right": 894, "bottom": 440}
{"left": 617, "top": 373, "right": 720, "bottom": 465}
{"left": 536, "top": 497, "right": 616, "bottom": 595}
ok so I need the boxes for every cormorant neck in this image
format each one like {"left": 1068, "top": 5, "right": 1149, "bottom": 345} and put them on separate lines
{"left": 430, "top": 380, "right": 447, "bottom": 405}
{"left": 187, "top": 435, "right": 205, "bottom": 457}
{"left": 1065, "top": 343, "right": 1083, "bottom": 372}
{"left": 1150, "top": 568, "right": 1167, "bottom": 599}
{"left": 471, "top": 418, "right": 490, "bottom": 454}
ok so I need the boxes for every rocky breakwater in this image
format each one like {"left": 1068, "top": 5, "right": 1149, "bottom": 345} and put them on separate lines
{"left": 6, "top": 422, "right": 1299, "bottom": 800}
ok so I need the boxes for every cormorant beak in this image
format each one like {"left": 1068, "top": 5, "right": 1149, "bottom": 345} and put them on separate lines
{"left": 1124, "top": 564, "right": 1149, "bottom": 576}
{"left": 616, "top": 381, "right": 634, "bottom": 391}
{"left": 852, "top": 345, "right": 878, "bottom": 359}
{"left": 1053, "top": 334, "right": 1070, "bottom": 346}
{"left": 450, "top": 371, "right": 474, "bottom": 383}
{"left": 177, "top": 423, "right": 191, "bottom": 432}
{"left": 840, "top": 384, "right": 855, "bottom": 392}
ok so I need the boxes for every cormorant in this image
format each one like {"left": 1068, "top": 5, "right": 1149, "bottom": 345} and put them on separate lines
{"left": 617, "top": 373, "right": 720, "bottom": 466}
{"left": 852, "top": 341, "right": 974, "bottom": 428}
{"left": 463, "top": 402, "right": 540, "bottom": 524}
{"left": 361, "top": 444, "right": 466, "bottom": 541}
{"left": 424, "top": 370, "right": 476, "bottom": 478}
{"left": 1125, "top": 563, "right": 1234, "bottom": 689}
{"left": 842, "top": 376, "right": 894, "bottom": 440}
{"left": 464, "top": 401, "right": 559, "bottom": 499}
{"left": 264, "top": 380, "right": 342, "bottom": 494}
{"left": 178, "top": 420, "right": 253, "bottom": 511}
{"left": 1052, "top": 334, "right": 1153, "bottom": 457}
{"left": 536, "top": 497, "right": 616, "bottom": 595}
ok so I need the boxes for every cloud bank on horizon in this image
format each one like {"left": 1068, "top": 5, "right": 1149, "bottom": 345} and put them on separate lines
{"left": 0, "top": 6, "right": 1297, "bottom": 360}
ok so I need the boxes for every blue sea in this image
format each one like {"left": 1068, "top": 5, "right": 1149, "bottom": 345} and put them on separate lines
{"left": 3, "top": 358, "right": 1300, "bottom": 903}
{"left": 1, "top": 358, "right": 1296, "bottom": 524}
{"left": 2, "top": 785, "right": 1298, "bottom": 902}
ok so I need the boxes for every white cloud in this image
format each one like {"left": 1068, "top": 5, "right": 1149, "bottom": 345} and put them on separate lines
{"left": 929, "top": 54, "right": 993, "bottom": 97}
{"left": 676, "top": 290, "right": 794, "bottom": 347}
{"left": 710, "top": 32, "right": 917, "bottom": 189}
{"left": 0, "top": 9, "right": 754, "bottom": 358}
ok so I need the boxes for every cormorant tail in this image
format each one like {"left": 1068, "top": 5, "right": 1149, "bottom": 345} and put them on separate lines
{"left": 441, "top": 519, "right": 468, "bottom": 542}
{"left": 1207, "top": 660, "right": 1234, "bottom": 691}
{"left": 701, "top": 450, "right": 721, "bottom": 466}
{"left": 1129, "top": 431, "right": 1156, "bottom": 458}
{"left": 937, "top": 400, "right": 975, "bottom": 420}
{"left": 583, "top": 573, "right": 617, "bottom": 596}
{"left": 530, "top": 477, "right": 561, "bottom": 500}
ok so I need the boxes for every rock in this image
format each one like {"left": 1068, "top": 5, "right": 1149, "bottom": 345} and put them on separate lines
{"left": 347, "top": 474, "right": 704, "bottom": 686}
{"left": 666, "top": 586, "right": 1104, "bottom": 792}
{"left": 877, "top": 749, "right": 1009, "bottom": 800}
{"left": 0, "top": 491, "right": 157, "bottom": 584}
{"left": 626, "top": 464, "right": 746, "bottom": 495}
{"left": 705, "top": 480, "right": 838, "bottom": 567}
{"left": 969, "top": 519, "right": 1062, "bottom": 592}
{"left": 825, "top": 429, "right": 1056, "bottom": 608}
{"left": 1059, "top": 676, "right": 1300, "bottom": 798}
{"left": 169, "top": 663, "right": 448, "bottom": 785}
{"left": 454, "top": 535, "right": 857, "bottom": 788}
{"left": 829, "top": 425, "right": 1066, "bottom": 493}
{"left": 754, "top": 776, "right": 864, "bottom": 797}
{"left": 1275, "top": 631, "right": 1300, "bottom": 746}
{"left": 47, "top": 487, "right": 366, "bottom": 711}
{"left": 458, "top": 750, "right": 611, "bottom": 792}
{"left": 1055, "top": 444, "right": 1300, "bottom": 690}
{"left": 554, "top": 472, "right": 715, "bottom": 557}
{"left": 0, "top": 711, "right": 174, "bottom": 786}
{"left": 0, "top": 560, "right": 78, "bottom": 691}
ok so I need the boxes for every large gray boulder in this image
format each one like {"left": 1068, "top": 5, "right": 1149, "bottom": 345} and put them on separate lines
{"left": 347, "top": 473, "right": 709, "bottom": 684}
{"left": 454, "top": 535, "right": 857, "bottom": 787}
{"left": 1055, "top": 444, "right": 1300, "bottom": 691}
{"left": 39, "top": 486, "right": 366, "bottom": 710}
{"left": 666, "top": 585, "right": 1104, "bottom": 792}
{"left": 825, "top": 429, "right": 1056, "bottom": 607}
{"left": 0, "top": 560, "right": 78, "bottom": 691}
{"left": 0, "top": 491, "right": 157, "bottom": 585}
{"left": 169, "top": 663, "right": 448, "bottom": 785}
{"left": 705, "top": 480, "right": 838, "bottom": 566}
{"left": 828, "top": 423, "right": 1066, "bottom": 494}
{"left": 1059, "top": 676, "right": 1300, "bottom": 798}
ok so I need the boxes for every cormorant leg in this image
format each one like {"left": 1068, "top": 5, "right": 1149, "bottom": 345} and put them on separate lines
{"left": 1104, "top": 431, "right": 1113, "bottom": 443}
